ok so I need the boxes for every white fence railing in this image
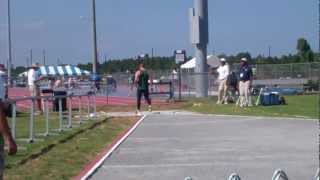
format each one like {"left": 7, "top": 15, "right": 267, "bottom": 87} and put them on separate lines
{"left": 8, "top": 92, "right": 97, "bottom": 143}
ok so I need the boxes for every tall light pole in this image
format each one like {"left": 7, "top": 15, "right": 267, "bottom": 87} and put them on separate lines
{"left": 268, "top": 45, "right": 271, "bottom": 57}
{"left": 7, "top": 0, "right": 12, "bottom": 86}
{"left": 91, "top": 0, "right": 98, "bottom": 75}
{"left": 30, "top": 49, "right": 33, "bottom": 65}
{"left": 190, "top": 0, "right": 209, "bottom": 97}
{"left": 42, "top": 50, "right": 46, "bottom": 65}
{"left": 26, "top": 57, "right": 29, "bottom": 67}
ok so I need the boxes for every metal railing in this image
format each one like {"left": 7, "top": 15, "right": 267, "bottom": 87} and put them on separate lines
{"left": 8, "top": 92, "right": 97, "bottom": 143}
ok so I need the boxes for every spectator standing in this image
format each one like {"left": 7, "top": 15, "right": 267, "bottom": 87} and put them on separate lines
{"left": 238, "top": 58, "right": 253, "bottom": 107}
{"left": 172, "top": 68, "right": 178, "bottom": 84}
{"left": 216, "top": 58, "right": 230, "bottom": 104}
{"left": 48, "top": 77, "right": 55, "bottom": 90}
{"left": 27, "top": 63, "right": 43, "bottom": 113}
{"left": 225, "top": 70, "right": 238, "bottom": 103}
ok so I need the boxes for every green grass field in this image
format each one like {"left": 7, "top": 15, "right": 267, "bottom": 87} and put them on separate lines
{"left": 4, "top": 113, "right": 137, "bottom": 180}
{"left": 185, "top": 95, "right": 319, "bottom": 119}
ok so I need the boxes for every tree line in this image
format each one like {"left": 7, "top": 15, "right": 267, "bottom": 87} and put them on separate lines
{"left": 11, "top": 38, "right": 319, "bottom": 76}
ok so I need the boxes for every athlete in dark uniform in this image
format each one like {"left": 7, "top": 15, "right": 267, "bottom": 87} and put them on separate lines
{"left": 134, "top": 63, "right": 152, "bottom": 115}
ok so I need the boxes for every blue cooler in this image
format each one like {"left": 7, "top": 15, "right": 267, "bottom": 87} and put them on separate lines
{"left": 261, "top": 93, "right": 271, "bottom": 106}
{"left": 270, "top": 92, "right": 280, "bottom": 105}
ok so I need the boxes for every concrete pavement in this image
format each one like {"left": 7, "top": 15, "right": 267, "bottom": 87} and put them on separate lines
{"left": 90, "top": 113, "right": 318, "bottom": 180}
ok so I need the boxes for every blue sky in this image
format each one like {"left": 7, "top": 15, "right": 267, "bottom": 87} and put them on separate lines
{"left": 0, "top": 0, "right": 317, "bottom": 66}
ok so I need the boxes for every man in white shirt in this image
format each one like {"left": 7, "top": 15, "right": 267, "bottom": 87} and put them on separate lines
{"left": 28, "top": 63, "right": 43, "bottom": 113}
{"left": 216, "top": 58, "right": 230, "bottom": 104}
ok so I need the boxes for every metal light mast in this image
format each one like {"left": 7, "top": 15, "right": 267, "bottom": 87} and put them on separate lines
{"left": 91, "top": 0, "right": 98, "bottom": 75}
{"left": 7, "top": 0, "right": 12, "bottom": 86}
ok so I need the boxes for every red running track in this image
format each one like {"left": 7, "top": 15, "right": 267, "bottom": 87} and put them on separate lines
{"left": 8, "top": 88, "right": 166, "bottom": 111}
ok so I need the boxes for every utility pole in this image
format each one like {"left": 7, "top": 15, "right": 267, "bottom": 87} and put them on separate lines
{"left": 151, "top": 48, "right": 154, "bottom": 59}
{"left": 42, "top": 50, "right": 46, "bottom": 65}
{"left": 26, "top": 57, "right": 29, "bottom": 67}
{"left": 7, "top": 0, "right": 12, "bottom": 86}
{"left": 268, "top": 45, "right": 271, "bottom": 57}
{"left": 190, "top": 0, "right": 209, "bottom": 97}
{"left": 104, "top": 54, "right": 107, "bottom": 63}
{"left": 30, "top": 49, "right": 33, "bottom": 65}
{"left": 91, "top": 0, "right": 98, "bottom": 75}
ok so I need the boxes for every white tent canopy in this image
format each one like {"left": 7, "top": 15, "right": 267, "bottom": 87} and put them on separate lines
{"left": 180, "top": 55, "right": 220, "bottom": 69}
{"left": 18, "top": 65, "right": 91, "bottom": 78}
{"left": 38, "top": 65, "right": 91, "bottom": 77}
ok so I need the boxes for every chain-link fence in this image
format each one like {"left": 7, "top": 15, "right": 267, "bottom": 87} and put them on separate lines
{"left": 12, "top": 63, "right": 320, "bottom": 99}
{"left": 106, "top": 63, "right": 320, "bottom": 98}
{"left": 248, "top": 62, "right": 320, "bottom": 80}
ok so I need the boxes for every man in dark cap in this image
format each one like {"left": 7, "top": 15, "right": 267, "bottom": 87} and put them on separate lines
{"left": 238, "top": 58, "right": 253, "bottom": 107}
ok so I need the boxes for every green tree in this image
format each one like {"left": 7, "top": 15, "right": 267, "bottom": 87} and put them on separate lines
{"left": 12, "top": 66, "right": 27, "bottom": 77}
{"left": 297, "top": 38, "right": 314, "bottom": 62}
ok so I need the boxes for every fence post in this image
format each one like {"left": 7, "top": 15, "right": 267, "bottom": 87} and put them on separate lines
{"left": 169, "top": 81, "right": 174, "bottom": 100}
{"left": 78, "top": 96, "right": 82, "bottom": 124}
{"left": 93, "top": 93, "right": 97, "bottom": 119}
{"left": 28, "top": 99, "right": 35, "bottom": 143}
{"left": 11, "top": 102, "right": 16, "bottom": 139}
{"left": 308, "top": 63, "right": 312, "bottom": 79}
{"left": 68, "top": 96, "right": 72, "bottom": 128}
{"left": 58, "top": 98, "right": 63, "bottom": 132}
{"left": 44, "top": 98, "right": 49, "bottom": 136}
{"left": 87, "top": 95, "right": 91, "bottom": 119}
{"left": 106, "top": 85, "right": 109, "bottom": 104}
{"left": 188, "top": 73, "right": 191, "bottom": 97}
